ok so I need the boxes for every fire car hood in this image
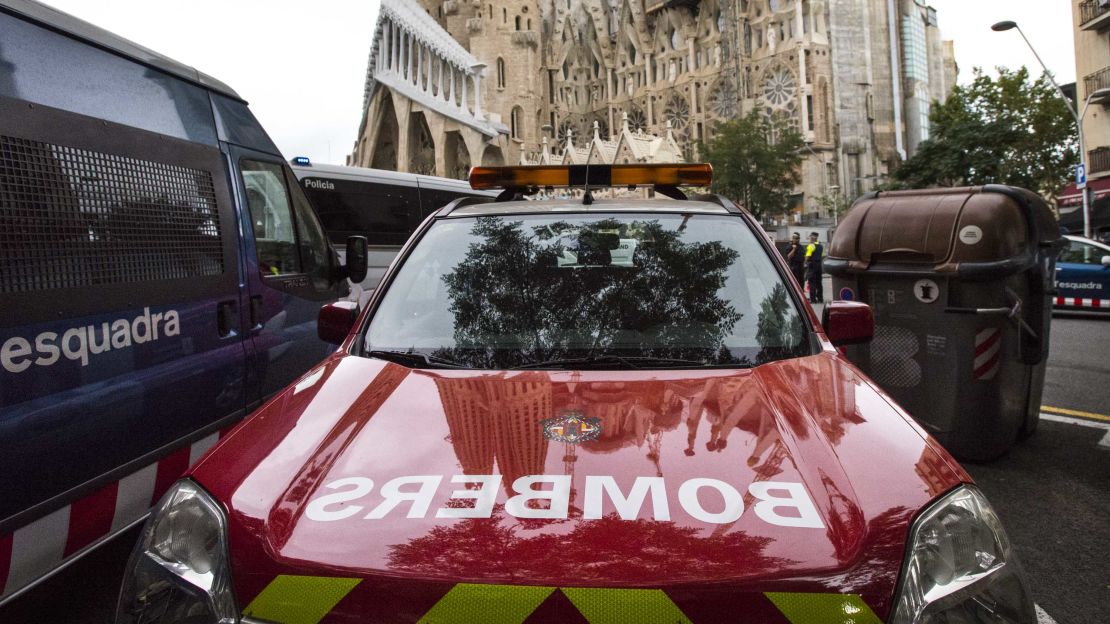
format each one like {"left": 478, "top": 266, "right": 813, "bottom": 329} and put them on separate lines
{"left": 193, "top": 353, "right": 967, "bottom": 620}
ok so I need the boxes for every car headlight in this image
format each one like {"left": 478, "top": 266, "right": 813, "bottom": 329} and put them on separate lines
{"left": 115, "top": 479, "right": 238, "bottom": 624}
{"left": 890, "top": 486, "right": 1035, "bottom": 624}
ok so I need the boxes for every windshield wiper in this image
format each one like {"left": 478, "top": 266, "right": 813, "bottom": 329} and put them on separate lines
{"left": 366, "top": 349, "right": 466, "bottom": 369}
{"left": 514, "top": 354, "right": 713, "bottom": 370}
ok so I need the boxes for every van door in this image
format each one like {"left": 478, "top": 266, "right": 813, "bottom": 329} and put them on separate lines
{"left": 228, "top": 147, "right": 344, "bottom": 404}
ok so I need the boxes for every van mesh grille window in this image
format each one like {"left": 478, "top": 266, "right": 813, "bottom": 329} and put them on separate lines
{"left": 0, "top": 135, "right": 224, "bottom": 293}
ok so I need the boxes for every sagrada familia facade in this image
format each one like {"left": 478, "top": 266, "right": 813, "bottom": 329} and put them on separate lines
{"left": 349, "top": 0, "right": 956, "bottom": 220}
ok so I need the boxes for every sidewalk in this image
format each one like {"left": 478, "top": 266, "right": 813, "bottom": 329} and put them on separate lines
{"left": 805, "top": 275, "right": 834, "bottom": 318}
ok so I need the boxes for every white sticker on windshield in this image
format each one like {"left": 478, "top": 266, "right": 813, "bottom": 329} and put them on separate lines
{"left": 610, "top": 238, "right": 638, "bottom": 267}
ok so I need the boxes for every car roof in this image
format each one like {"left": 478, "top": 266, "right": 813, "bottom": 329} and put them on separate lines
{"left": 449, "top": 196, "right": 733, "bottom": 217}
{"left": 1064, "top": 234, "right": 1110, "bottom": 249}
{"left": 1, "top": 0, "right": 242, "bottom": 101}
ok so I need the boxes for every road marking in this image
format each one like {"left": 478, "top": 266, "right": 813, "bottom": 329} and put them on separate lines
{"left": 1040, "top": 413, "right": 1110, "bottom": 449}
{"left": 1041, "top": 405, "right": 1110, "bottom": 423}
{"left": 1039, "top": 413, "right": 1110, "bottom": 430}
{"left": 1036, "top": 604, "right": 1057, "bottom": 624}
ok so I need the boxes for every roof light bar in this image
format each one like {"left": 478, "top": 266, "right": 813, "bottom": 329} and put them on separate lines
{"left": 468, "top": 163, "right": 713, "bottom": 190}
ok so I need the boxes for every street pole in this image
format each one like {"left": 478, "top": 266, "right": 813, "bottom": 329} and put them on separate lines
{"left": 993, "top": 20, "right": 1090, "bottom": 238}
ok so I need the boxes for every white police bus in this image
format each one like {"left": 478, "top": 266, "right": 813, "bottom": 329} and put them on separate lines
{"left": 291, "top": 161, "right": 495, "bottom": 295}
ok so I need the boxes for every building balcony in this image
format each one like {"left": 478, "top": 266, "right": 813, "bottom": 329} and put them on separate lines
{"left": 1084, "top": 67, "right": 1110, "bottom": 103}
{"left": 511, "top": 31, "right": 538, "bottom": 47}
{"left": 1089, "top": 146, "right": 1110, "bottom": 175}
{"left": 1079, "top": 0, "right": 1110, "bottom": 31}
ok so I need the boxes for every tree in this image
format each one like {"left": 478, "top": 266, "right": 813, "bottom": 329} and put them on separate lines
{"left": 893, "top": 67, "right": 1078, "bottom": 197}
{"left": 699, "top": 111, "right": 804, "bottom": 218}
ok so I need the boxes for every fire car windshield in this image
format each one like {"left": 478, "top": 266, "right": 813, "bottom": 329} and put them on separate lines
{"left": 363, "top": 212, "right": 812, "bottom": 369}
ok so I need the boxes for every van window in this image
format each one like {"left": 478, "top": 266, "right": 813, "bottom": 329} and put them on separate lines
{"left": 419, "top": 189, "right": 479, "bottom": 217}
{"left": 302, "top": 179, "right": 418, "bottom": 246}
{"left": 0, "top": 134, "right": 224, "bottom": 294}
{"left": 1060, "top": 240, "right": 1105, "bottom": 265}
{"left": 242, "top": 160, "right": 301, "bottom": 276}
{"left": 286, "top": 170, "right": 333, "bottom": 289}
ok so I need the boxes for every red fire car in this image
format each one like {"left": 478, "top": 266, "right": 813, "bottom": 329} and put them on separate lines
{"left": 116, "top": 165, "right": 1035, "bottom": 623}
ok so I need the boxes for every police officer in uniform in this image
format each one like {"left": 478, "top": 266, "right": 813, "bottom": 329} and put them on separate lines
{"left": 805, "top": 232, "right": 824, "bottom": 303}
{"left": 785, "top": 232, "right": 806, "bottom": 290}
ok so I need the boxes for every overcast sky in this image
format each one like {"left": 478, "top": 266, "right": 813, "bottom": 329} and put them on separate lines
{"left": 38, "top": 0, "right": 1076, "bottom": 166}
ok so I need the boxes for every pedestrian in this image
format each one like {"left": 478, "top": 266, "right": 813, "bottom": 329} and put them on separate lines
{"left": 805, "top": 232, "right": 824, "bottom": 303}
{"left": 786, "top": 232, "right": 806, "bottom": 291}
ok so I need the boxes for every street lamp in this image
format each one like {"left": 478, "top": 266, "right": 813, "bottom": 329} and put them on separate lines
{"left": 992, "top": 19, "right": 1096, "bottom": 238}
{"left": 828, "top": 185, "right": 841, "bottom": 226}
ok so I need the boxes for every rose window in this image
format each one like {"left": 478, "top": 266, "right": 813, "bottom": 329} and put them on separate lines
{"left": 626, "top": 107, "right": 648, "bottom": 133}
{"left": 762, "top": 67, "right": 797, "bottom": 109}
{"left": 709, "top": 78, "right": 739, "bottom": 120}
{"left": 663, "top": 95, "right": 690, "bottom": 132}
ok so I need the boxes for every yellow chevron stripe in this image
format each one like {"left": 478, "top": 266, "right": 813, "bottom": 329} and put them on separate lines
{"left": 242, "top": 575, "right": 361, "bottom": 624}
{"left": 416, "top": 583, "right": 555, "bottom": 624}
{"left": 561, "top": 588, "right": 693, "bottom": 624}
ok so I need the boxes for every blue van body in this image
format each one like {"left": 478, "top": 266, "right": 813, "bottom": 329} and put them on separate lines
{"left": 1054, "top": 235, "right": 1110, "bottom": 309}
{"left": 0, "top": 0, "right": 347, "bottom": 600}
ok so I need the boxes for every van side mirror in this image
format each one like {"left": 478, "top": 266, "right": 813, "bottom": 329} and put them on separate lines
{"left": 346, "top": 236, "right": 368, "bottom": 283}
{"left": 1102, "top": 255, "right": 1110, "bottom": 268}
{"left": 822, "top": 301, "right": 874, "bottom": 346}
{"left": 318, "top": 301, "right": 359, "bottom": 345}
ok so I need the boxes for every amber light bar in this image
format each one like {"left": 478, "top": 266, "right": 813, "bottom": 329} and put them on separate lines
{"left": 468, "top": 163, "right": 713, "bottom": 190}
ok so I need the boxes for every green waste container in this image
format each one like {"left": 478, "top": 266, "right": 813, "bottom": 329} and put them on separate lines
{"left": 826, "top": 186, "right": 1064, "bottom": 461}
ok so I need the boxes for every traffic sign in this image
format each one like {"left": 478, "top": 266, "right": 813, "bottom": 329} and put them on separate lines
{"left": 1077, "top": 163, "right": 1087, "bottom": 190}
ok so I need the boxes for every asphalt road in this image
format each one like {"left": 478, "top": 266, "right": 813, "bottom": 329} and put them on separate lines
{"left": 2, "top": 309, "right": 1107, "bottom": 623}
{"left": 971, "top": 308, "right": 1110, "bottom": 624}
{"left": 1041, "top": 310, "right": 1110, "bottom": 416}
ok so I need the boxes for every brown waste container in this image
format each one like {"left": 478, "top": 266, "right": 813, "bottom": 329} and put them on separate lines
{"left": 826, "top": 186, "right": 1064, "bottom": 461}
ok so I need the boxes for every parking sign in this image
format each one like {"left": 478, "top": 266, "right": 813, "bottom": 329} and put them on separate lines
{"left": 1077, "top": 163, "right": 1087, "bottom": 190}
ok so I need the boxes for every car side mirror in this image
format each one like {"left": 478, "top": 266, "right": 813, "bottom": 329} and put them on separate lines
{"left": 822, "top": 301, "right": 874, "bottom": 346}
{"left": 1102, "top": 255, "right": 1110, "bottom": 268}
{"left": 346, "top": 236, "right": 368, "bottom": 283}
{"left": 318, "top": 301, "right": 359, "bottom": 345}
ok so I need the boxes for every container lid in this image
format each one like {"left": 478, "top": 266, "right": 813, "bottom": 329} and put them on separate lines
{"left": 828, "top": 186, "right": 1058, "bottom": 275}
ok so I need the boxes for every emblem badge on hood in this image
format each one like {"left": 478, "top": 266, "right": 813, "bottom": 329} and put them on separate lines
{"left": 542, "top": 411, "right": 602, "bottom": 444}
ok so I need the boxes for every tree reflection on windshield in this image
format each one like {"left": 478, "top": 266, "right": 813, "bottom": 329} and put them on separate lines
{"left": 436, "top": 217, "right": 746, "bottom": 368}
{"left": 755, "top": 283, "right": 806, "bottom": 363}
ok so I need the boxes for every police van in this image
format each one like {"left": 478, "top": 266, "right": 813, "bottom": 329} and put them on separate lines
{"left": 1054, "top": 234, "right": 1110, "bottom": 309}
{"left": 0, "top": 0, "right": 366, "bottom": 602}
{"left": 291, "top": 161, "right": 494, "bottom": 295}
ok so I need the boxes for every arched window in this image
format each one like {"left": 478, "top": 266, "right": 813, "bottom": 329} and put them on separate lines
{"left": 497, "top": 58, "right": 506, "bottom": 88}
{"left": 511, "top": 106, "right": 523, "bottom": 139}
{"left": 503, "top": 8, "right": 507, "bottom": 23}
{"left": 515, "top": 15, "right": 521, "bottom": 30}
